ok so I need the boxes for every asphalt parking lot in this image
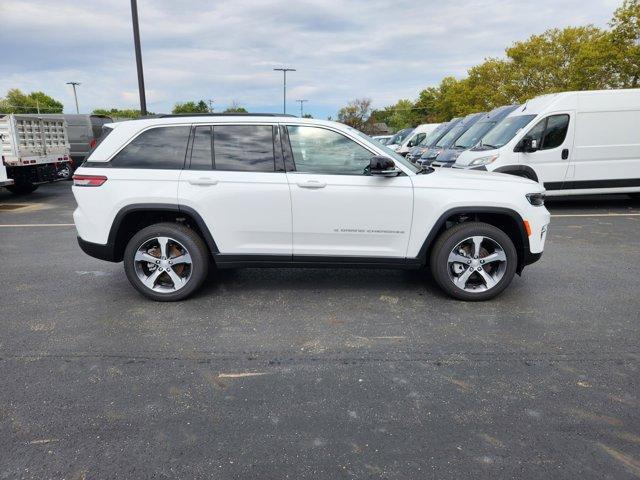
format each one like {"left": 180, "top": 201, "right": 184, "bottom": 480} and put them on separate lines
{"left": 1, "top": 181, "right": 639, "bottom": 479}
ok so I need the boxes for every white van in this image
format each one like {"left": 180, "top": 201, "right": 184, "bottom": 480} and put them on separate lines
{"left": 396, "top": 123, "right": 440, "bottom": 156}
{"left": 454, "top": 89, "right": 640, "bottom": 197}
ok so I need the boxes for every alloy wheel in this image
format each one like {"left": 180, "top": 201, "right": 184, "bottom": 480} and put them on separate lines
{"left": 447, "top": 235, "right": 507, "bottom": 292}
{"left": 133, "top": 236, "right": 193, "bottom": 293}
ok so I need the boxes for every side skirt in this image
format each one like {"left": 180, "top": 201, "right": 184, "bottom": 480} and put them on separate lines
{"left": 214, "top": 254, "right": 424, "bottom": 270}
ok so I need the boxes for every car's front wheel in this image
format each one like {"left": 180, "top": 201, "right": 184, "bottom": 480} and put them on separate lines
{"left": 123, "top": 223, "right": 209, "bottom": 301}
{"left": 430, "top": 222, "right": 518, "bottom": 301}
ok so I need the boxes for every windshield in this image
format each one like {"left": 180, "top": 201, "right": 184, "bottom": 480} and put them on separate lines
{"left": 418, "top": 124, "right": 447, "bottom": 147}
{"left": 387, "top": 128, "right": 413, "bottom": 145}
{"left": 478, "top": 114, "right": 536, "bottom": 148}
{"left": 454, "top": 121, "right": 496, "bottom": 149}
{"left": 435, "top": 123, "right": 465, "bottom": 148}
{"left": 349, "top": 127, "right": 420, "bottom": 173}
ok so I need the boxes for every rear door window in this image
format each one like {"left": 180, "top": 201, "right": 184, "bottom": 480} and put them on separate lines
{"left": 213, "top": 125, "right": 275, "bottom": 172}
{"left": 110, "top": 126, "right": 190, "bottom": 169}
{"left": 190, "top": 126, "right": 213, "bottom": 169}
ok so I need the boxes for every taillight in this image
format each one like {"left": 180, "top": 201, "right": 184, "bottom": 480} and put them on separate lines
{"left": 73, "top": 175, "right": 107, "bottom": 187}
{"left": 89, "top": 139, "right": 97, "bottom": 149}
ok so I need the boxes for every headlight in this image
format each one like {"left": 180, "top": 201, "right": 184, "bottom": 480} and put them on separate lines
{"left": 526, "top": 192, "right": 545, "bottom": 206}
{"left": 469, "top": 154, "right": 499, "bottom": 166}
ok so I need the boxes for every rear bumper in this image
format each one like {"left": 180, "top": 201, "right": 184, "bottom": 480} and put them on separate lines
{"left": 77, "top": 236, "right": 118, "bottom": 262}
{"left": 524, "top": 251, "right": 543, "bottom": 266}
{"left": 0, "top": 179, "right": 15, "bottom": 187}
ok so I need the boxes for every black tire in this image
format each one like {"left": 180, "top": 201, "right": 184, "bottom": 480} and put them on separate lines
{"left": 123, "top": 222, "right": 209, "bottom": 301}
{"left": 6, "top": 182, "right": 38, "bottom": 195}
{"left": 429, "top": 222, "right": 518, "bottom": 301}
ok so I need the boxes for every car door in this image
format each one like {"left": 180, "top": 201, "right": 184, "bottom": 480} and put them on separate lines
{"left": 283, "top": 124, "right": 413, "bottom": 258}
{"left": 178, "top": 123, "right": 292, "bottom": 256}
{"left": 518, "top": 113, "right": 573, "bottom": 189}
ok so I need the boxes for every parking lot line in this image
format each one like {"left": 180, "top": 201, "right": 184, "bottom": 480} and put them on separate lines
{"left": 0, "top": 223, "right": 75, "bottom": 227}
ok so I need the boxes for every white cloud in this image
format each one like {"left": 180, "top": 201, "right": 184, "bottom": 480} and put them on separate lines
{"left": 0, "top": 0, "right": 616, "bottom": 117}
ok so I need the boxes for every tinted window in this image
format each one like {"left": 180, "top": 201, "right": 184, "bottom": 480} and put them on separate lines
{"left": 213, "top": 125, "right": 275, "bottom": 172}
{"left": 288, "top": 125, "right": 374, "bottom": 175}
{"left": 541, "top": 114, "right": 569, "bottom": 149}
{"left": 111, "top": 126, "right": 190, "bottom": 169}
{"left": 523, "top": 114, "right": 570, "bottom": 151}
{"left": 190, "top": 126, "right": 213, "bottom": 169}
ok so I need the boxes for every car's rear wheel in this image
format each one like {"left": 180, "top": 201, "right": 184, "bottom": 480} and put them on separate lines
{"left": 430, "top": 222, "right": 518, "bottom": 301}
{"left": 124, "top": 223, "right": 209, "bottom": 301}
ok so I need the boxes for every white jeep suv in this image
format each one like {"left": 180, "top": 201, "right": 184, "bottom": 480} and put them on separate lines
{"left": 72, "top": 114, "right": 549, "bottom": 302}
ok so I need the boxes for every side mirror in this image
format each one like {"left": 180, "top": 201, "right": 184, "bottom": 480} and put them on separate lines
{"left": 518, "top": 137, "right": 539, "bottom": 153}
{"left": 369, "top": 155, "right": 399, "bottom": 177}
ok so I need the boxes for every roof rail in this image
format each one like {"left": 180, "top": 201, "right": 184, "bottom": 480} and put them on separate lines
{"left": 156, "top": 112, "right": 297, "bottom": 118}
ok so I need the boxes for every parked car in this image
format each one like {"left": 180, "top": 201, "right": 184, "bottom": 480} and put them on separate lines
{"left": 385, "top": 127, "right": 415, "bottom": 151}
{"left": 40, "top": 114, "right": 113, "bottom": 170}
{"left": 418, "top": 112, "right": 485, "bottom": 166}
{"left": 405, "top": 120, "right": 459, "bottom": 163}
{"left": 396, "top": 123, "right": 441, "bottom": 156}
{"left": 0, "top": 114, "right": 71, "bottom": 194}
{"left": 72, "top": 114, "right": 549, "bottom": 302}
{"left": 454, "top": 89, "right": 640, "bottom": 198}
{"left": 372, "top": 135, "right": 392, "bottom": 145}
{"left": 431, "top": 105, "right": 519, "bottom": 167}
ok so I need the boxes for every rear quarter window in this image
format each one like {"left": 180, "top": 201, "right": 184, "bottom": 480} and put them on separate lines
{"left": 110, "top": 126, "right": 191, "bottom": 169}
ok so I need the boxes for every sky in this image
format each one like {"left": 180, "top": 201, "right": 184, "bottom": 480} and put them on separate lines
{"left": 0, "top": 0, "right": 621, "bottom": 118}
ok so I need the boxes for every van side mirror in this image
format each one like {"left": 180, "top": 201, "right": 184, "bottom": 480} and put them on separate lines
{"left": 518, "top": 137, "right": 539, "bottom": 153}
{"left": 369, "top": 156, "right": 399, "bottom": 176}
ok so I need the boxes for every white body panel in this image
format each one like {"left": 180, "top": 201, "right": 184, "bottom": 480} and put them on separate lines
{"left": 455, "top": 89, "right": 640, "bottom": 196}
{"left": 73, "top": 116, "right": 549, "bottom": 264}
{"left": 0, "top": 114, "right": 70, "bottom": 165}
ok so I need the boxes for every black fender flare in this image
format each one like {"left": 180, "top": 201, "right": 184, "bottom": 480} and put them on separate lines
{"left": 106, "top": 203, "right": 219, "bottom": 261}
{"left": 493, "top": 165, "right": 539, "bottom": 182}
{"left": 417, "top": 206, "right": 530, "bottom": 273}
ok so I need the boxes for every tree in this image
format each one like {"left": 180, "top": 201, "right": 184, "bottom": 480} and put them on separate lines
{"left": 92, "top": 108, "right": 147, "bottom": 118}
{"left": 223, "top": 100, "right": 247, "bottom": 113}
{"left": 0, "top": 89, "right": 63, "bottom": 113}
{"left": 337, "top": 98, "right": 372, "bottom": 131}
{"left": 172, "top": 100, "right": 209, "bottom": 114}
{"left": 609, "top": 0, "right": 640, "bottom": 87}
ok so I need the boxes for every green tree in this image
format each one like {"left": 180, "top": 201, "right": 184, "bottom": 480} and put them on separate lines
{"left": 92, "top": 108, "right": 148, "bottom": 118}
{"left": 0, "top": 89, "right": 63, "bottom": 113}
{"left": 172, "top": 100, "right": 209, "bottom": 114}
{"left": 609, "top": 0, "right": 640, "bottom": 87}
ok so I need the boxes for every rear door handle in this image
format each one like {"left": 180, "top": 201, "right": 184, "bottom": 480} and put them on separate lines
{"left": 561, "top": 148, "right": 569, "bottom": 160}
{"left": 297, "top": 180, "right": 326, "bottom": 189}
{"left": 188, "top": 177, "right": 219, "bottom": 186}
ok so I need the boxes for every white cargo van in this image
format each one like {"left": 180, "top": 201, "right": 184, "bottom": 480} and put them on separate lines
{"left": 454, "top": 89, "right": 640, "bottom": 197}
{"left": 396, "top": 123, "right": 440, "bottom": 156}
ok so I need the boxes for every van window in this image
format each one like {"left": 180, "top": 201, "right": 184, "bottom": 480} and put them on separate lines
{"left": 287, "top": 125, "right": 373, "bottom": 175}
{"left": 213, "top": 125, "right": 275, "bottom": 172}
{"left": 110, "top": 126, "right": 190, "bottom": 169}
{"left": 525, "top": 114, "right": 570, "bottom": 151}
{"left": 542, "top": 115, "right": 570, "bottom": 149}
{"left": 190, "top": 126, "right": 213, "bottom": 169}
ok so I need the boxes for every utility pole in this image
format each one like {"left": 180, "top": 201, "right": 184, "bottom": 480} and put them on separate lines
{"left": 273, "top": 67, "right": 296, "bottom": 114}
{"left": 296, "top": 99, "right": 308, "bottom": 117}
{"left": 207, "top": 99, "right": 214, "bottom": 113}
{"left": 66, "top": 82, "right": 81, "bottom": 113}
{"left": 130, "top": 0, "right": 147, "bottom": 116}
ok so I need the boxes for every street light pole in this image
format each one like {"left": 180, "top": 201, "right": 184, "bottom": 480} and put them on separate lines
{"left": 130, "top": 0, "right": 147, "bottom": 116}
{"left": 66, "top": 82, "right": 81, "bottom": 113}
{"left": 296, "top": 99, "right": 308, "bottom": 117}
{"left": 207, "top": 99, "right": 214, "bottom": 113}
{"left": 273, "top": 67, "right": 296, "bottom": 114}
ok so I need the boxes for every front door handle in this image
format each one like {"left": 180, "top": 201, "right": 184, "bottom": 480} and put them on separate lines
{"left": 297, "top": 180, "right": 326, "bottom": 189}
{"left": 188, "top": 177, "right": 219, "bottom": 186}
{"left": 561, "top": 148, "right": 569, "bottom": 160}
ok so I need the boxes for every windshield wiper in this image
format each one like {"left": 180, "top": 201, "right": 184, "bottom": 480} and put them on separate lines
{"left": 480, "top": 143, "right": 497, "bottom": 149}
{"left": 416, "top": 165, "right": 434, "bottom": 174}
